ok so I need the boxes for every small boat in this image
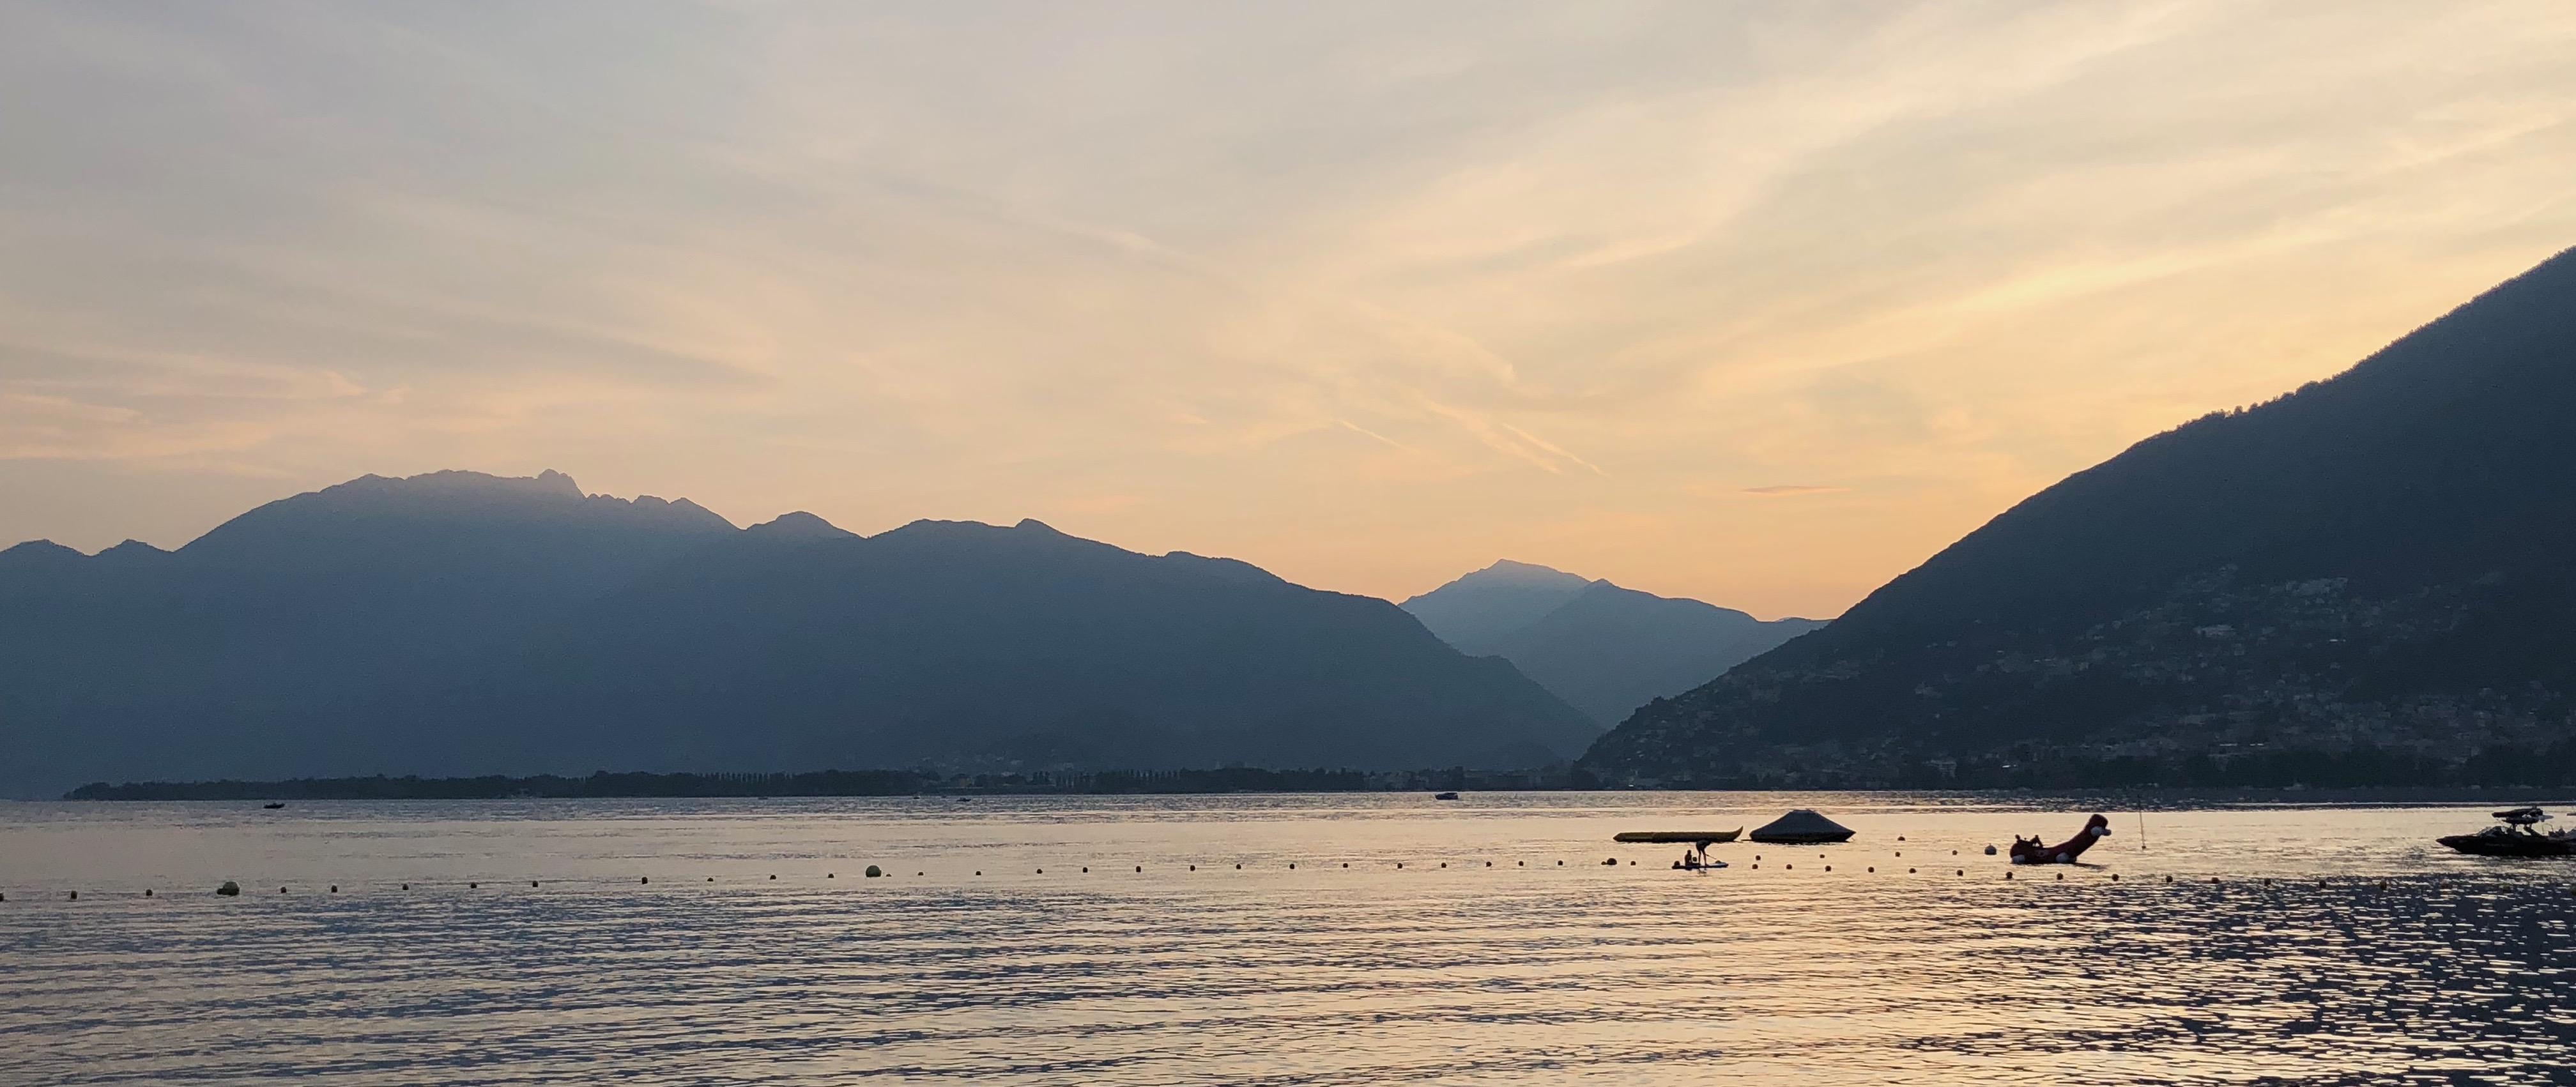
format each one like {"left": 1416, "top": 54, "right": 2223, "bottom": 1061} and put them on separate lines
{"left": 2437, "top": 807, "right": 2575, "bottom": 857}
{"left": 2009, "top": 814, "right": 2110, "bottom": 864}
{"left": 1747, "top": 809, "right": 1854, "bottom": 844}
{"left": 1614, "top": 830, "right": 1742, "bottom": 844}
{"left": 1652, "top": 837, "right": 1730, "bottom": 871}
{"left": 1432, "top": 791, "right": 1460, "bottom": 801}
{"left": 262, "top": 802, "right": 286, "bottom": 810}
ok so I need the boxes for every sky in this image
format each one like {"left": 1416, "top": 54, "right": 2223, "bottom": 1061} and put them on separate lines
{"left": 3, "top": 2, "right": 2572, "bottom": 620}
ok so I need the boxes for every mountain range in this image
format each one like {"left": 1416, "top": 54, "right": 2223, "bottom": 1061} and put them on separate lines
{"left": 0, "top": 471, "right": 1597, "bottom": 796}
{"left": 1401, "top": 561, "right": 1822, "bottom": 725}
{"left": 1582, "top": 245, "right": 2576, "bottom": 788}
{"left": 25, "top": 245, "right": 2575, "bottom": 795}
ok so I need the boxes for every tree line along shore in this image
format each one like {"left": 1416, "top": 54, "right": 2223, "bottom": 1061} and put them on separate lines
{"left": 59, "top": 750, "right": 2576, "bottom": 802}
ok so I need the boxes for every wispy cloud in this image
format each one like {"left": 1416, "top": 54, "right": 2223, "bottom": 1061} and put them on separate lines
{"left": 2, "top": 1, "right": 2572, "bottom": 617}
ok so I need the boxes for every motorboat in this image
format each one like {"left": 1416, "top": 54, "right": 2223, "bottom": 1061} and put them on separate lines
{"left": 2437, "top": 807, "right": 2575, "bottom": 857}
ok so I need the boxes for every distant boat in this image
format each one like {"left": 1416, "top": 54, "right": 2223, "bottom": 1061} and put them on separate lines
{"left": 1747, "top": 809, "right": 1854, "bottom": 844}
{"left": 1432, "top": 791, "right": 1460, "bottom": 801}
{"left": 262, "top": 802, "right": 286, "bottom": 810}
{"left": 2438, "top": 807, "right": 2575, "bottom": 857}
{"left": 1618, "top": 831, "right": 1738, "bottom": 872}
{"left": 1613, "top": 830, "right": 1742, "bottom": 844}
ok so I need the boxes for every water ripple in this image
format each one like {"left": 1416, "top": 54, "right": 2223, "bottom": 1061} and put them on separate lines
{"left": 4, "top": 795, "right": 2573, "bottom": 1084}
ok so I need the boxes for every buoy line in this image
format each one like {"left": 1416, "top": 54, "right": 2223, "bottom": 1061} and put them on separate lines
{"left": 118, "top": 849, "right": 2416, "bottom": 897}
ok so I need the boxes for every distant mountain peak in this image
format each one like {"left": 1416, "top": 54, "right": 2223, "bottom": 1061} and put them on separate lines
{"left": 881, "top": 518, "right": 1007, "bottom": 540}
{"left": 98, "top": 540, "right": 172, "bottom": 559}
{"left": 746, "top": 512, "right": 857, "bottom": 540}
{"left": 336, "top": 468, "right": 585, "bottom": 502}
{"left": 1400, "top": 563, "right": 1598, "bottom": 653}
{"left": 167, "top": 469, "right": 736, "bottom": 566}
{"left": 1399, "top": 560, "right": 1820, "bottom": 724}
{"left": 315, "top": 470, "right": 732, "bottom": 526}
{"left": 0, "top": 540, "right": 82, "bottom": 570}
{"left": 1460, "top": 559, "right": 1591, "bottom": 589}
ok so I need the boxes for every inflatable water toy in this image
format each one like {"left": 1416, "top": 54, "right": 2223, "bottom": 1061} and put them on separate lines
{"left": 2009, "top": 814, "right": 2111, "bottom": 864}
{"left": 1748, "top": 809, "right": 1854, "bottom": 844}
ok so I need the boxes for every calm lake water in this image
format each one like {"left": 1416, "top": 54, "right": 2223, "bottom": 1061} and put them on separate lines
{"left": 4, "top": 792, "right": 2574, "bottom": 1085}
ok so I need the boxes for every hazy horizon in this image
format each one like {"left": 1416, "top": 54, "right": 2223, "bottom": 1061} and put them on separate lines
{"left": 5, "top": 2, "right": 2573, "bottom": 618}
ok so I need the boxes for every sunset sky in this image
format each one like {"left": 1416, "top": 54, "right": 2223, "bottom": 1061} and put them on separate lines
{"left": 3, "top": 1, "right": 2572, "bottom": 618}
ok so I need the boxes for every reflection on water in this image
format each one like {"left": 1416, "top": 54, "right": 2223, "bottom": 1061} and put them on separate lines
{"left": 3, "top": 793, "right": 2573, "bottom": 1084}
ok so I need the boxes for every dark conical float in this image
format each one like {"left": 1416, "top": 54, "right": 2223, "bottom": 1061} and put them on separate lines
{"left": 1748, "top": 809, "right": 1854, "bottom": 844}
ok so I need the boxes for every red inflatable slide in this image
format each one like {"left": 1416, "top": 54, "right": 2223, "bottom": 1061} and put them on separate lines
{"left": 2009, "top": 813, "right": 2112, "bottom": 865}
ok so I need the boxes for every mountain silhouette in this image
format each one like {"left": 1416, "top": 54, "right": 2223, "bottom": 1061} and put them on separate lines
{"left": 1583, "top": 245, "right": 2576, "bottom": 787}
{"left": 1402, "top": 560, "right": 1594, "bottom": 655}
{"left": 1, "top": 472, "right": 1592, "bottom": 796}
{"left": 1, "top": 471, "right": 737, "bottom": 795}
{"left": 1404, "top": 562, "right": 1821, "bottom": 725}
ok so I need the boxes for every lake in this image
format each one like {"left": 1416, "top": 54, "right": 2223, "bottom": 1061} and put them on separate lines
{"left": 4, "top": 792, "right": 2572, "bottom": 1084}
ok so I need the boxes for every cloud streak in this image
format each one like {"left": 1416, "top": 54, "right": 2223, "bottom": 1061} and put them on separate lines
{"left": 2, "top": 1, "right": 2572, "bottom": 618}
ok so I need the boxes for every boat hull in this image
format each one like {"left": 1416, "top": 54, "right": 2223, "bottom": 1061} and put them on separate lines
{"left": 2437, "top": 834, "right": 2575, "bottom": 857}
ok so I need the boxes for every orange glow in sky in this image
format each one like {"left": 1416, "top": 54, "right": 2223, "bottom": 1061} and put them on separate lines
{"left": 3, "top": 3, "right": 2573, "bottom": 618}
